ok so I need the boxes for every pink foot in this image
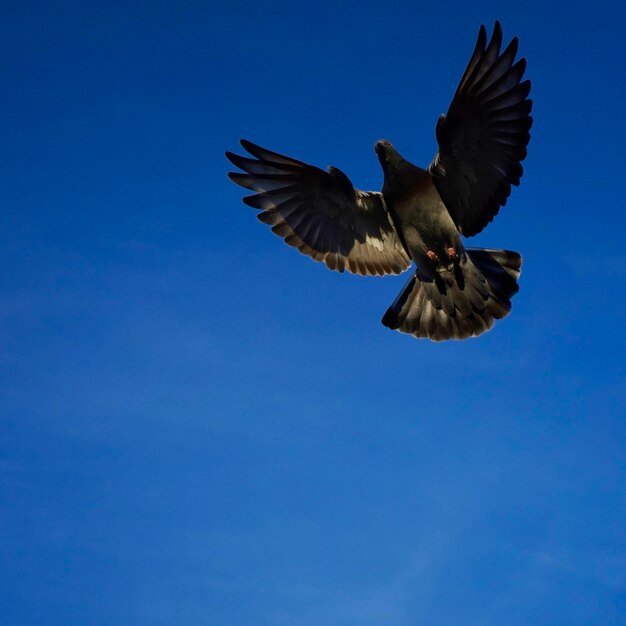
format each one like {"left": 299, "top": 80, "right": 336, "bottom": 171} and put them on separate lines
{"left": 447, "top": 247, "right": 458, "bottom": 261}
{"left": 426, "top": 250, "right": 439, "bottom": 263}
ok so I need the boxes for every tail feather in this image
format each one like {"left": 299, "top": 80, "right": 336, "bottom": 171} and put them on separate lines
{"left": 381, "top": 248, "right": 521, "bottom": 341}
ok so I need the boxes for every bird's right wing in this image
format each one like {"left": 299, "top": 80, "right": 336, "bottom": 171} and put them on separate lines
{"left": 226, "top": 140, "right": 411, "bottom": 276}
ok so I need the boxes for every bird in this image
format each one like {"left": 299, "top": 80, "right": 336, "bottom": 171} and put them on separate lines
{"left": 226, "top": 21, "right": 531, "bottom": 341}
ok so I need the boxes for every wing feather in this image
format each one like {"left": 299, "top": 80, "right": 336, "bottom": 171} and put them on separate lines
{"left": 429, "top": 22, "right": 532, "bottom": 236}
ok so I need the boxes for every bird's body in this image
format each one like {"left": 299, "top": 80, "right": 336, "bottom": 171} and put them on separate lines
{"left": 227, "top": 22, "right": 531, "bottom": 341}
{"left": 378, "top": 153, "right": 461, "bottom": 275}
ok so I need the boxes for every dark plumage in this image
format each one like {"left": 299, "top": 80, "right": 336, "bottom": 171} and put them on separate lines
{"left": 226, "top": 22, "right": 532, "bottom": 341}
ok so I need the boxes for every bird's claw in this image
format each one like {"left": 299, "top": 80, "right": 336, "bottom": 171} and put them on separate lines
{"left": 447, "top": 247, "right": 458, "bottom": 261}
{"left": 426, "top": 250, "right": 439, "bottom": 263}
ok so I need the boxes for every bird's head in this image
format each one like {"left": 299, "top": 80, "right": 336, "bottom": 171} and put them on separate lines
{"left": 375, "top": 139, "right": 404, "bottom": 171}
{"left": 375, "top": 140, "right": 411, "bottom": 191}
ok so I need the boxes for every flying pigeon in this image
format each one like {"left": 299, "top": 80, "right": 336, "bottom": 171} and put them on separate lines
{"left": 226, "top": 22, "right": 531, "bottom": 341}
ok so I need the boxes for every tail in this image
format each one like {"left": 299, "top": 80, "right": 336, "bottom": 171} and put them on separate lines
{"left": 381, "top": 248, "right": 522, "bottom": 341}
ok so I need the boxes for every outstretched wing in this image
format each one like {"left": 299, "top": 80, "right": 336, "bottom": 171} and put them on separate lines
{"left": 226, "top": 140, "right": 411, "bottom": 276}
{"left": 428, "top": 21, "right": 532, "bottom": 237}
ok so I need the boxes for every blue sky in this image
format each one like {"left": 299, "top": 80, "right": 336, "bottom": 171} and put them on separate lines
{"left": 2, "top": 1, "right": 625, "bottom": 624}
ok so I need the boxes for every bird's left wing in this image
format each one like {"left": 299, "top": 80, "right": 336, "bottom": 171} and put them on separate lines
{"left": 428, "top": 22, "right": 532, "bottom": 237}
{"left": 227, "top": 140, "right": 411, "bottom": 276}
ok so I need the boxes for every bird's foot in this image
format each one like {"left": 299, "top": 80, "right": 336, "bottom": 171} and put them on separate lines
{"left": 426, "top": 250, "right": 439, "bottom": 263}
{"left": 447, "top": 247, "right": 458, "bottom": 261}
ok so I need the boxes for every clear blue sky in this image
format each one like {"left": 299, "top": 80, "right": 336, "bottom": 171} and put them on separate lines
{"left": 2, "top": 1, "right": 625, "bottom": 625}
